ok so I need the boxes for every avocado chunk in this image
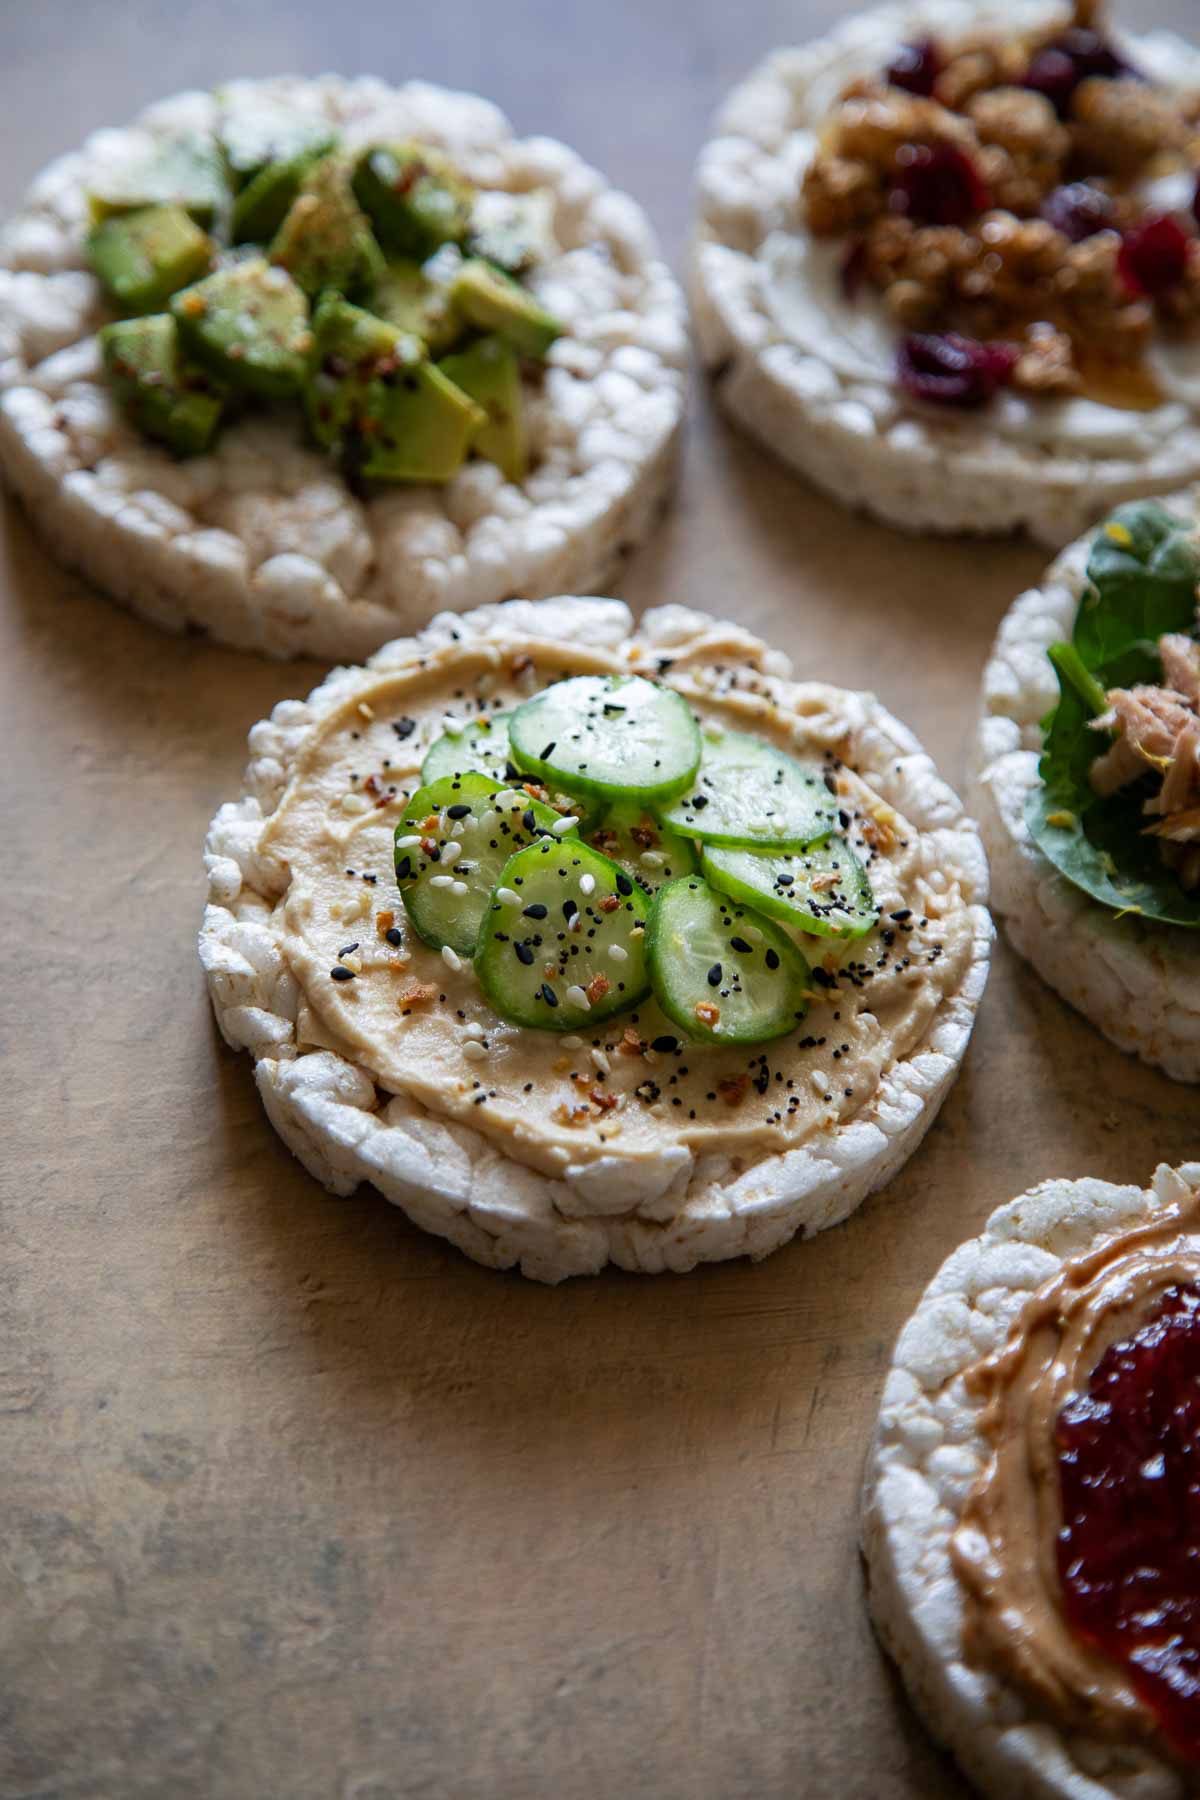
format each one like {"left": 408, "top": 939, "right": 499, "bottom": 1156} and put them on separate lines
{"left": 438, "top": 335, "right": 526, "bottom": 483}
{"left": 88, "top": 136, "right": 228, "bottom": 228}
{"left": 361, "top": 361, "right": 485, "bottom": 483}
{"left": 231, "top": 142, "right": 333, "bottom": 245}
{"left": 100, "top": 314, "right": 225, "bottom": 455}
{"left": 468, "top": 188, "right": 557, "bottom": 277}
{"left": 269, "top": 157, "right": 384, "bottom": 299}
{"left": 87, "top": 204, "right": 212, "bottom": 314}
{"left": 218, "top": 103, "right": 336, "bottom": 190}
{"left": 305, "top": 296, "right": 483, "bottom": 482}
{"left": 448, "top": 259, "right": 562, "bottom": 360}
{"left": 351, "top": 142, "right": 474, "bottom": 260}
{"left": 171, "top": 258, "right": 311, "bottom": 400}
{"left": 369, "top": 258, "right": 463, "bottom": 354}
{"left": 305, "top": 294, "right": 419, "bottom": 451}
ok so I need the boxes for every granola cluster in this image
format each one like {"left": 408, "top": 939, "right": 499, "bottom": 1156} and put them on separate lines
{"left": 802, "top": 1, "right": 1200, "bottom": 403}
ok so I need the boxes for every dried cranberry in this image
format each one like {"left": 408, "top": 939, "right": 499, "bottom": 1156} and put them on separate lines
{"left": 890, "top": 143, "right": 989, "bottom": 226}
{"left": 896, "top": 333, "right": 1017, "bottom": 408}
{"left": 1118, "top": 212, "right": 1192, "bottom": 297}
{"left": 1023, "top": 27, "right": 1137, "bottom": 116}
{"left": 1040, "top": 181, "right": 1114, "bottom": 243}
{"left": 885, "top": 37, "right": 940, "bottom": 98}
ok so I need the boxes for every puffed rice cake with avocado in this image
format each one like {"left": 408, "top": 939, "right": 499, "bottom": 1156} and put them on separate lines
{"left": 691, "top": 0, "right": 1200, "bottom": 545}
{"left": 199, "top": 595, "right": 992, "bottom": 1283}
{"left": 0, "top": 77, "right": 686, "bottom": 659}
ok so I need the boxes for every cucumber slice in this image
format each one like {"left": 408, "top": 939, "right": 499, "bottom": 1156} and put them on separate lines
{"left": 646, "top": 877, "right": 811, "bottom": 1046}
{"left": 508, "top": 675, "right": 701, "bottom": 806}
{"left": 702, "top": 837, "right": 877, "bottom": 939}
{"left": 586, "top": 806, "right": 699, "bottom": 894}
{"left": 420, "top": 712, "right": 603, "bottom": 829}
{"left": 395, "top": 772, "right": 574, "bottom": 957}
{"left": 475, "top": 839, "right": 650, "bottom": 1032}
{"left": 660, "top": 728, "right": 836, "bottom": 851}
{"left": 421, "top": 712, "right": 515, "bottom": 786}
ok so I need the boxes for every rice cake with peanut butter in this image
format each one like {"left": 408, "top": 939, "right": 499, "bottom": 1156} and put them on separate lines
{"left": 864, "top": 1162, "right": 1200, "bottom": 1800}
{"left": 200, "top": 595, "right": 991, "bottom": 1281}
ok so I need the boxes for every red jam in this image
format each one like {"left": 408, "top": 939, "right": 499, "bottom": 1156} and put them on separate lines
{"left": 1056, "top": 1283, "right": 1200, "bottom": 1761}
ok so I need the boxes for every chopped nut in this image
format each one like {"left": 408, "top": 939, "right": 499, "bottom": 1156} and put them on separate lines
{"left": 397, "top": 981, "right": 437, "bottom": 1010}
{"left": 376, "top": 910, "right": 395, "bottom": 936}
{"left": 598, "top": 895, "right": 621, "bottom": 914}
{"left": 618, "top": 1026, "right": 646, "bottom": 1058}
{"left": 1071, "top": 78, "right": 1186, "bottom": 177}
{"left": 585, "top": 973, "right": 611, "bottom": 1006}
{"left": 694, "top": 1000, "right": 721, "bottom": 1027}
{"left": 717, "top": 1074, "right": 750, "bottom": 1107}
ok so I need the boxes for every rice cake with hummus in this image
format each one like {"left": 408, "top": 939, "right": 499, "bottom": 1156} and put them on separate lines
{"left": 0, "top": 78, "right": 685, "bottom": 659}
{"left": 199, "top": 595, "right": 991, "bottom": 1282}
{"left": 692, "top": 0, "right": 1200, "bottom": 545}
{"left": 864, "top": 1161, "right": 1200, "bottom": 1800}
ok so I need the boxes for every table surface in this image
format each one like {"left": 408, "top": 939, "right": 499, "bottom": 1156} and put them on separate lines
{"left": 3, "top": 4, "right": 1197, "bottom": 1797}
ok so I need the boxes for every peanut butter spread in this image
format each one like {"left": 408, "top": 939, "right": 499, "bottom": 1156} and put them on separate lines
{"left": 951, "top": 1182, "right": 1200, "bottom": 1763}
{"left": 255, "top": 631, "right": 974, "bottom": 1196}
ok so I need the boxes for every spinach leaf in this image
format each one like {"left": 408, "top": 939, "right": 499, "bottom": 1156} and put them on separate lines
{"left": 1026, "top": 783, "right": 1200, "bottom": 929}
{"left": 1025, "top": 499, "right": 1200, "bottom": 931}
{"left": 1073, "top": 500, "right": 1200, "bottom": 667}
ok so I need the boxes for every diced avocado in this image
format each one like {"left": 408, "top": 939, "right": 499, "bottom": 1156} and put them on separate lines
{"left": 438, "top": 335, "right": 526, "bottom": 483}
{"left": 100, "top": 314, "right": 225, "bottom": 455}
{"left": 448, "top": 258, "right": 562, "bottom": 360}
{"left": 351, "top": 141, "right": 474, "bottom": 260}
{"left": 218, "top": 103, "right": 337, "bottom": 190}
{"left": 370, "top": 258, "right": 463, "bottom": 354}
{"left": 171, "top": 258, "right": 311, "bottom": 400}
{"left": 360, "top": 362, "right": 485, "bottom": 483}
{"left": 87, "top": 204, "right": 212, "bottom": 314}
{"left": 88, "top": 136, "right": 228, "bottom": 228}
{"left": 305, "top": 294, "right": 421, "bottom": 451}
{"left": 231, "top": 143, "right": 333, "bottom": 245}
{"left": 269, "top": 157, "right": 385, "bottom": 299}
{"left": 467, "top": 188, "right": 557, "bottom": 277}
{"left": 304, "top": 295, "right": 483, "bottom": 482}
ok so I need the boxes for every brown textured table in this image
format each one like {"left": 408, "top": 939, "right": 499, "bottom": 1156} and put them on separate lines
{"left": 2, "top": 5, "right": 1197, "bottom": 1797}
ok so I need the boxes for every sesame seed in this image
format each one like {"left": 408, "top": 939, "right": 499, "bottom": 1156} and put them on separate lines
{"left": 330, "top": 966, "right": 355, "bottom": 982}
{"left": 561, "top": 1034, "right": 584, "bottom": 1048}
{"left": 579, "top": 874, "right": 596, "bottom": 896}
{"left": 440, "top": 842, "right": 463, "bottom": 866}
{"left": 442, "top": 946, "right": 463, "bottom": 972}
{"left": 551, "top": 815, "right": 579, "bottom": 836}
{"left": 565, "top": 987, "right": 591, "bottom": 1010}
{"left": 495, "top": 887, "right": 521, "bottom": 907}
{"left": 395, "top": 834, "right": 422, "bottom": 849}
{"left": 441, "top": 716, "right": 465, "bottom": 737}
{"left": 429, "top": 875, "right": 455, "bottom": 889}
{"left": 341, "top": 793, "right": 368, "bottom": 815}
{"left": 461, "top": 1039, "right": 487, "bottom": 1062}
{"left": 450, "top": 881, "right": 469, "bottom": 897}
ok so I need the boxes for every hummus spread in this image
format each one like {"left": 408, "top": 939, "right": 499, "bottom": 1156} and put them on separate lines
{"left": 952, "top": 1184, "right": 1200, "bottom": 1762}
{"left": 257, "top": 627, "right": 974, "bottom": 1201}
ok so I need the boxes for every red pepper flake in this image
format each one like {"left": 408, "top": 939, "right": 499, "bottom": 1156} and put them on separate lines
{"left": 598, "top": 895, "right": 620, "bottom": 915}
{"left": 694, "top": 1001, "right": 720, "bottom": 1028}
{"left": 717, "top": 1074, "right": 749, "bottom": 1107}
